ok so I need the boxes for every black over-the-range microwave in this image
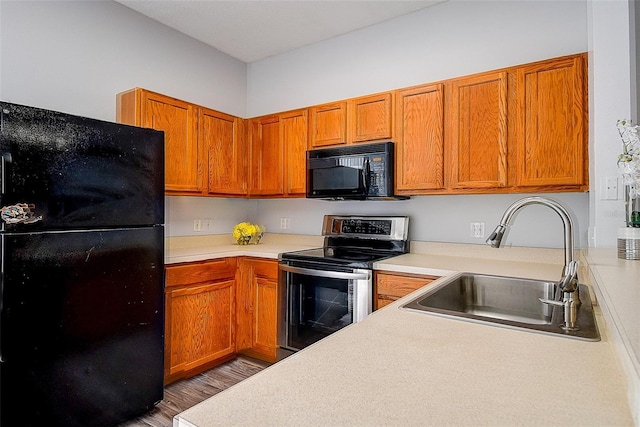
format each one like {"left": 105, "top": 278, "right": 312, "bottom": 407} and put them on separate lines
{"left": 306, "top": 141, "right": 408, "bottom": 200}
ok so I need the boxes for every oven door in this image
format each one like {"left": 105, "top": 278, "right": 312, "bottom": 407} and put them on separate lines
{"left": 278, "top": 263, "right": 371, "bottom": 355}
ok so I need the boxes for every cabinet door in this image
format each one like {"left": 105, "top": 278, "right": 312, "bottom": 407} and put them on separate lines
{"left": 448, "top": 72, "right": 508, "bottom": 189}
{"left": 252, "top": 271, "right": 278, "bottom": 358}
{"left": 237, "top": 258, "right": 279, "bottom": 363}
{"left": 165, "top": 279, "right": 235, "bottom": 381}
{"left": 515, "top": 54, "right": 587, "bottom": 188}
{"left": 164, "top": 258, "right": 237, "bottom": 384}
{"left": 281, "top": 109, "right": 309, "bottom": 196}
{"left": 249, "top": 115, "right": 284, "bottom": 196}
{"left": 349, "top": 93, "right": 393, "bottom": 143}
{"left": 375, "top": 272, "right": 439, "bottom": 310}
{"left": 309, "top": 102, "right": 347, "bottom": 148}
{"left": 395, "top": 84, "right": 445, "bottom": 193}
{"left": 201, "top": 108, "right": 247, "bottom": 196}
{"left": 141, "top": 91, "right": 201, "bottom": 193}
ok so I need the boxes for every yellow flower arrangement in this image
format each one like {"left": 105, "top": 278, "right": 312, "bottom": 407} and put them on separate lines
{"left": 233, "top": 222, "right": 266, "bottom": 245}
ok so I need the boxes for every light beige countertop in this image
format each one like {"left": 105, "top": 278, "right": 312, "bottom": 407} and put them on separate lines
{"left": 172, "top": 237, "right": 636, "bottom": 426}
{"left": 165, "top": 234, "right": 324, "bottom": 264}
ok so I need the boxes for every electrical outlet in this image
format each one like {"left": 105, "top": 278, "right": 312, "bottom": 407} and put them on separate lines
{"left": 203, "top": 219, "right": 212, "bottom": 231}
{"left": 280, "top": 217, "right": 290, "bottom": 230}
{"left": 193, "top": 219, "right": 202, "bottom": 232}
{"left": 602, "top": 176, "right": 618, "bottom": 200}
{"left": 470, "top": 222, "right": 485, "bottom": 239}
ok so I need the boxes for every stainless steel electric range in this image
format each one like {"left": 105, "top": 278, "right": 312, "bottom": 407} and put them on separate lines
{"left": 277, "top": 215, "right": 409, "bottom": 359}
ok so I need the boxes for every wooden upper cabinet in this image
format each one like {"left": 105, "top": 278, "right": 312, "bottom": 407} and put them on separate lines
{"left": 514, "top": 54, "right": 587, "bottom": 188}
{"left": 309, "top": 102, "right": 347, "bottom": 148}
{"left": 116, "top": 88, "right": 248, "bottom": 196}
{"left": 309, "top": 93, "right": 394, "bottom": 148}
{"left": 246, "top": 109, "right": 307, "bottom": 198}
{"left": 201, "top": 108, "right": 247, "bottom": 196}
{"left": 249, "top": 115, "right": 284, "bottom": 196}
{"left": 349, "top": 92, "right": 393, "bottom": 143}
{"left": 281, "top": 109, "right": 309, "bottom": 196}
{"left": 117, "top": 53, "right": 588, "bottom": 199}
{"left": 394, "top": 84, "right": 445, "bottom": 193}
{"left": 116, "top": 88, "right": 201, "bottom": 194}
{"left": 448, "top": 71, "right": 508, "bottom": 189}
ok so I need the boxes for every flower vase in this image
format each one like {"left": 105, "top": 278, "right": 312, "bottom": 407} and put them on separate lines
{"left": 625, "top": 184, "right": 640, "bottom": 228}
{"left": 237, "top": 235, "right": 251, "bottom": 245}
{"left": 251, "top": 231, "right": 264, "bottom": 245}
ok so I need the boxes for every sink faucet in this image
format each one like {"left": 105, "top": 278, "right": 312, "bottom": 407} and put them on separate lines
{"left": 486, "top": 196, "right": 580, "bottom": 330}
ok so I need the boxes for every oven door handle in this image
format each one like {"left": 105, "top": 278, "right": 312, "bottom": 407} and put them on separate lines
{"left": 279, "top": 264, "right": 369, "bottom": 280}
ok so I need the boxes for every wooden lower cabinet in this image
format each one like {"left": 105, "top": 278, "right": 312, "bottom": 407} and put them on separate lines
{"left": 374, "top": 271, "right": 439, "bottom": 310}
{"left": 236, "top": 258, "right": 279, "bottom": 363}
{"left": 164, "top": 258, "right": 237, "bottom": 384}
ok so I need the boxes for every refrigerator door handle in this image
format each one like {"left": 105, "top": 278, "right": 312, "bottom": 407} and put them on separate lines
{"left": 0, "top": 152, "right": 10, "bottom": 194}
{"left": 0, "top": 235, "right": 3, "bottom": 362}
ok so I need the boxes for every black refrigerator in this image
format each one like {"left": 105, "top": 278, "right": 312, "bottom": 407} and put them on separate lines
{"left": 0, "top": 102, "right": 165, "bottom": 427}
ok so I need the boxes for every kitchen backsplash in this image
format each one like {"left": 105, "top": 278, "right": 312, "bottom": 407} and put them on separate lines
{"left": 166, "top": 192, "right": 589, "bottom": 249}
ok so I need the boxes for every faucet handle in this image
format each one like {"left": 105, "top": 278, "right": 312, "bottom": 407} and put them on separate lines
{"left": 539, "top": 297, "right": 563, "bottom": 307}
{"left": 563, "top": 260, "right": 578, "bottom": 278}
{"left": 559, "top": 260, "right": 579, "bottom": 293}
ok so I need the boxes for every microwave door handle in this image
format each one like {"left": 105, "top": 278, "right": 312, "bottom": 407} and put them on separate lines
{"left": 280, "top": 264, "right": 369, "bottom": 280}
{"left": 362, "top": 158, "right": 371, "bottom": 192}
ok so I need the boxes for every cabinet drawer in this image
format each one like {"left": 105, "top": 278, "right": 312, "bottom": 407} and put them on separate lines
{"left": 376, "top": 272, "right": 439, "bottom": 298}
{"left": 166, "top": 258, "right": 237, "bottom": 287}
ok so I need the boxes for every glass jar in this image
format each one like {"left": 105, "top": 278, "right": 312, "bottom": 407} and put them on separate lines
{"left": 625, "top": 184, "right": 640, "bottom": 228}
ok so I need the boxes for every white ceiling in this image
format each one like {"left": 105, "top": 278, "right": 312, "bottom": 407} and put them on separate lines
{"left": 114, "top": 0, "right": 446, "bottom": 63}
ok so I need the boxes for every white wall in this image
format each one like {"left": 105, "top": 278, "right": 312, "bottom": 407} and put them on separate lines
{"left": 588, "top": 0, "right": 635, "bottom": 248}
{"left": 248, "top": 0, "right": 588, "bottom": 116}
{"left": 634, "top": 0, "right": 640, "bottom": 121}
{"left": 0, "top": 0, "right": 247, "bottom": 121}
{"left": 257, "top": 193, "right": 590, "bottom": 249}
{"left": 166, "top": 197, "right": 257, "bottom": 237}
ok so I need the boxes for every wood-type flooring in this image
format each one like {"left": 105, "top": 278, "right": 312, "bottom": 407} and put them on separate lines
{"left": 118, "top": 356, "right": 270, "bottom": 427}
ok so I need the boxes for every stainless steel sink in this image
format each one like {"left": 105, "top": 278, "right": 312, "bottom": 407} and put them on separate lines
{"left": 401, "top": 273, "right": 600, "bottom": 341}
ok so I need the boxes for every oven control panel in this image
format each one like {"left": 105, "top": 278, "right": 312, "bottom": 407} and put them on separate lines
{"left": 322, "top": 215, "right": 408, "bottom": 240}
{"left": 340, "top": 219, "right": 391, "bottom": 235}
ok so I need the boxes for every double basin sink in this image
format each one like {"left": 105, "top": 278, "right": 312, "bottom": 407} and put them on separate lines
{"left": 401, "top": 272, "right": 599, "bottom": 341}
